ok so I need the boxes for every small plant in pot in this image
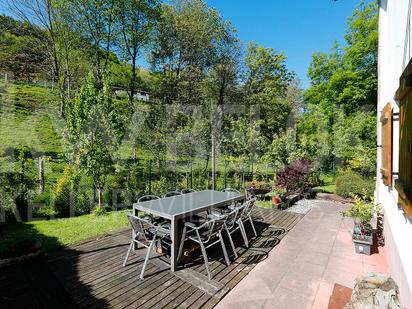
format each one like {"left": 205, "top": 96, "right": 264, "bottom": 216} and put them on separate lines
{"left": 266, "top": 186, "right": 287, "bottom": 207}
{"left": 342, "top": 196, "right": 379, "bottom": 255}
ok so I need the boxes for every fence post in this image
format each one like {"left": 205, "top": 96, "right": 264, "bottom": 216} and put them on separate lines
{"left": 224, "top": 160, "right": 227, "bottom": 189}
{"left": 148, "top": 160, "right": 152, "bottom": 195}
{"left": 39, "top": 156, "right": 45, "bottom": 193}
{"left": 190, "top": 160, "right": 193, "bottom": 189}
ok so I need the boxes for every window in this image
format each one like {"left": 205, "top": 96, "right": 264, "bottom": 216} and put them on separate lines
{"left": 380, "top": 103, "right": 392, "bottom": 186}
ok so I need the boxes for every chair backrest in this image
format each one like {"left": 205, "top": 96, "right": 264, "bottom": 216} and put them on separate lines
{"left": 223, "top": 188, "right": 240, "bottom": 194}
{"left": 164, "top": 191, "right": 181, "bottom": 198}
{"left": 181, "top": 188, "right": 195, "bottom": 194}
{"left": 127, "top": 214, "right": 153, "bottom": 241}
{"left": 201, "top": 216, "right": 227, "bottom": 243}
{"left": 226, "top": 201, "right": 248, "bottom": 230}
{"left": 241, "top": 198, "right": 256, "bottom": 218}
{"left": 225, "top": 207, "right": 240, "bottom": 230}
{"left": 138, "top": 195, "right": 160, "bottom": 203}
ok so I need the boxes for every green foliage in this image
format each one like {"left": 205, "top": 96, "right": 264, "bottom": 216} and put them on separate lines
{"left": 53, "top": 164, "right": 77, "bottom": 216}
{"left": 312, "top": 185, "right": 336, "bottom": 194}
{"left": 244, "top": 43, "right": 294, "bottom": 142}
{"left": 335, "top": 170, "right": 374, "bottom": 200}
{"left": 342, "top": 196, "right": 376, "bottom": 226}
{"left": 66, "top": 74, "right": 123, "bottom": 208}
{"left": 92, "top": 206, "right": 108, "bottom": 216}
{"left": 300, "top": 1, "right": 378, "bottom": 173}
{"left": 266, "top": 186, "right": 287, "bottom": 197}
{"left": 264, "top": 128, "right": 301, "bottom": 168}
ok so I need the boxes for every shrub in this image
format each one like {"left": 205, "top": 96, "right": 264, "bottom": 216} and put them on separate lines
{"left": 151, "top": 176, "right": 170, "bottom": 196}
{"left": 342, "top": 196, "right": 379, "bottom": 238}
{"left": 32, "top": 191, "right": 51, "bottom": 205}
{"left": 53, "top": 165, "right": 77, "bottom": 217}
{"left": 74, "top": 175, "right": 94, "bottom": 215}
{"left": 275, "top": 159, "right": 313, "bottom": 196}
{"left": 335, "top": 171, "right": 374, "bottom": 200}
{"left": 31, "top": 191, "right": 57, "bottom": 218}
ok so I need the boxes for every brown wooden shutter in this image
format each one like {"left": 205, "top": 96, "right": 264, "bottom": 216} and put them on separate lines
{"left": 395, "top": 60, "right": 412, "bottom": 219}
{"left": 380, "top": 103, "right": 392, "bottom": 186}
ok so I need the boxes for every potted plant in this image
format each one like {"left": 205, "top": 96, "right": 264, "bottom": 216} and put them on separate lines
{"left": 342, "top": 197, "right": 378, "bottom": 255}
{"left": 245, "top": 181, "right": 272, "bottom": 196}
{"left": 266, "top": 186, "right": 287, "bottom": 207}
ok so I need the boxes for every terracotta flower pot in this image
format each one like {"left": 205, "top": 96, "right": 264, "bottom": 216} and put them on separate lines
{"left": 272, "top": 196, "right": 282, "bottom": 205}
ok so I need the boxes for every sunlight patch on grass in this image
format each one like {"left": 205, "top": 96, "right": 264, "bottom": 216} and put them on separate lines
{"left": 0, "top": 210, "right": 129, "bottom": 255}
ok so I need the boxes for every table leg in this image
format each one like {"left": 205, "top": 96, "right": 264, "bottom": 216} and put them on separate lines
{"left": 133, "top": 207, "right": 138, "bottom": 250}
{"left": 171, "top": 217, "right": 178, "bottom": 272}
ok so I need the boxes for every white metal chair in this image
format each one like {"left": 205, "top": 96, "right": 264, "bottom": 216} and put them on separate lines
{"left": 138, "top": 195, "right": 160, "bottom": 203}
{"left": 223, "top": 202, "right": 251, "bottom": 248}
{"left": 177, "top": 215, "right": 231, "bottom": 279}
{"left": 123, "top": 214, "right": 171, "bottom": 279}
{"left": 181, "top": 188, "right": 196, "bottom": 194}
{"left": 222, "top": 188, "right": 240, "bottom": 194}
{"left": 208, "top": 188, "right": 241, "bottom": 216}
{"left": 137, "top": 195, "right": 163, "bottom": 223}
{"left": 238, "top": 198, "right": 258, "bottom": 246}
{"left": 164, "top": 191, "right": 182, "bottom": 197}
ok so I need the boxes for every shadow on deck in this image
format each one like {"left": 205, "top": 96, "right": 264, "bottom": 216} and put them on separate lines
{"left": 0, "top": 208, "right": 303, "bottom": 309}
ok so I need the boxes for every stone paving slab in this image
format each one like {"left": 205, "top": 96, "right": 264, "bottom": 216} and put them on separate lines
{"left": 215, "top": 200, "right": 388, "bottom": 309}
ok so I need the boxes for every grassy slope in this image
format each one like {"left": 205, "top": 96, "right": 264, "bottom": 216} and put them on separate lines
{"left": 0, "top": 210, "right": 129, "bottom": 255}
{"left": 0, "top": 82, "right": 66, "bottom": 185}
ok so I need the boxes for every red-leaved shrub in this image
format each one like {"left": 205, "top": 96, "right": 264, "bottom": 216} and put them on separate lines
{"left": 275, "top": 159, "right": 313, "bottom": 197}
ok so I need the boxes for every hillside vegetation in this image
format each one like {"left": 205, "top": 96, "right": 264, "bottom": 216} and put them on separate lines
{"left": 0, "top": 0, "right": 378, "bottom": 224}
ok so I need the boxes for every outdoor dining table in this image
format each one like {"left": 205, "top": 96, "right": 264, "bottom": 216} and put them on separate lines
{"left": 132, "top": 189, "right": 245, "bottom": 271}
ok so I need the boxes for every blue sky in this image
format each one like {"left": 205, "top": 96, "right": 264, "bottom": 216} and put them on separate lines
{"left": 206, "top": 0, "right": 365, "bottom": 88}
{"left": 0, "top": 0, "right": 368, "bottom": 88}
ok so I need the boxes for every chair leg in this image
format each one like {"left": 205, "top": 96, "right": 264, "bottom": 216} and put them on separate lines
{"left": 226, "top": 227, "right": 238, "bottom": 259}
{"left": 123, "top": 240, "right": 134, "bottom": 267}
{"left": 139, "top": 235, "right": 157, "bottom": 280}
{"left": 199, "top": 242, "right": 211, "bottom": 280}
{"left": 238, "top": 220, "right": 249, "bottom": 247}
{"left": 219, "top": 233, "right": 230, "bottom": 266}
{"left": 249, "top": 215, "right": 257, "bottom": 237}
{"left": 177, "top": 226, "right": 187, "bottom": 264}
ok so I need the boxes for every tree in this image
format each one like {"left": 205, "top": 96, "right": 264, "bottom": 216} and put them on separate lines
{"left": 150, "top": 0, "right": 229, "bottom": 106}
{"left": 5, "top": 0, "right": 86, "bottom": 117}
{"left": 114, "top": 0, "right": 160, "bottom": 106}
{"left": 203, "top": 19, "right": 240, "bottom": 107}
{"left": 69, "top": 0, "right": 115, "bottom": 85}
{"left": 243, "top": 43, "right": 294, "bottom": 143}
{"left": 300, "top": 1, "right": 378, "bottom": 173}
{"left": 66, "top": 73, "right": 122, "bottom": 209}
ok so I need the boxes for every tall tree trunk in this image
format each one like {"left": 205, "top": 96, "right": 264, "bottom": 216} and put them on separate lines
{"left": 202, "top": 155, "right": 210, "bottom": 189}
{"left": 129, "top": 58, "right": 137, "bottom": 106}
{"left": 133, "top": 145, "right": 137, "bottom": 162}
{"left": 97, "top": 188, "right": 103, "bottom": 209}
{"left": 39, "top": 156, "right": 45, "bottom": 194}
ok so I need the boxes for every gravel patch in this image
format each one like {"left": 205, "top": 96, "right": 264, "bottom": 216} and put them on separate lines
{"left": 285, "top": 198, "right": 348, "bottom": 215}
{"left": 284, "top": 199, "right": 320, "bottom": 215}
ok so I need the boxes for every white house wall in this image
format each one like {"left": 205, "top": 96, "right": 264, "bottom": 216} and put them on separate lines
{"left": 377, "top": 1, "right": 412, "bottom": 307}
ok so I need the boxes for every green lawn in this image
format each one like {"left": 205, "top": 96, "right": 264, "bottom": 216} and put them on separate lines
{"left": 255, "top": 200, "right": 273, "bottom": 209}
{"left": 0, "top": 210, "right": 129, "bottom": 258}
{"left": 313, "top": 184, "right": 336, "bottom": 194}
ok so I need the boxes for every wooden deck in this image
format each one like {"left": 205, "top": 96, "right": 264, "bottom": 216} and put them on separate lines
{"left": 0, "top": 208, "right": 303, "bottom": 309}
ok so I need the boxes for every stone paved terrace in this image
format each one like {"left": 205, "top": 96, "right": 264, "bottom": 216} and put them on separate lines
{"left": 216, "top": 200, "right": 388, "bottom": 309}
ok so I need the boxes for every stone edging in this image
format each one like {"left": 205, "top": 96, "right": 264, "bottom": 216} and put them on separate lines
{"left": 0, "top": 250, "right": 42, "bottom": 269}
